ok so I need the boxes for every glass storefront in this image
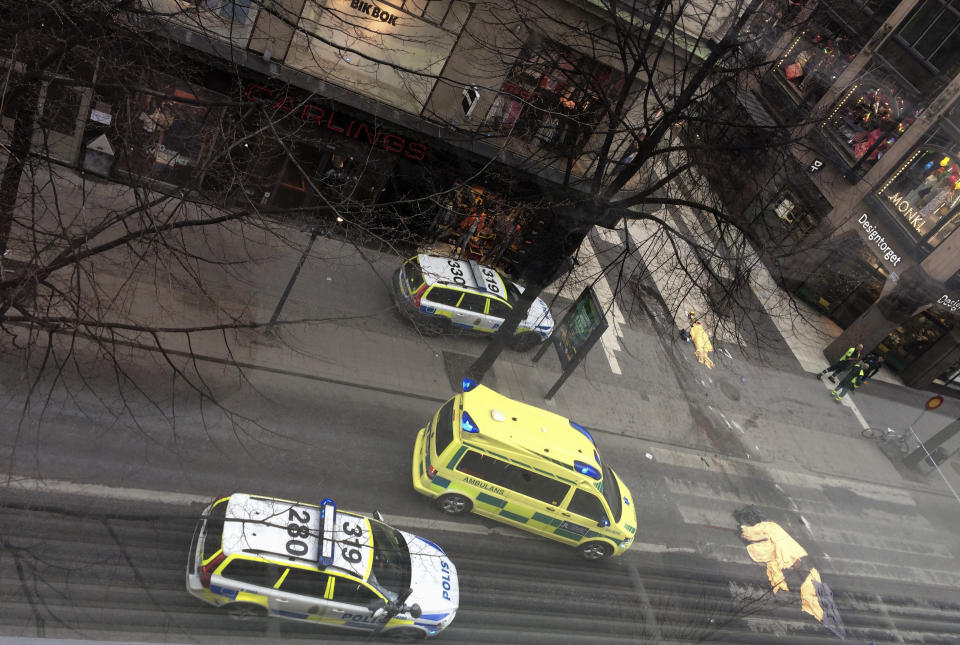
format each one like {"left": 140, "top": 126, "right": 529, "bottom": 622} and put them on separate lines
{"left": 796, "top": 233, "right": 887, "bottom": 328}
{"left": 774, "top": 11, "right": 866, "bottom": 109}
{"left": 876, "top": 126, "right": 960, "bottom": 244}
{"left": 484, "top": 41, "right": 623, "bottom": 157}
{"left": 820, "top": 70, "right": 923, "bottom": 170}
{"left": 114, "top": 73, "right": 223, "bottom": 186}
{"left": 877, "top": 305, "right": 956, "bottom": 372}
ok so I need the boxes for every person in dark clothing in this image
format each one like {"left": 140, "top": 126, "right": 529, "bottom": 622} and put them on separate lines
{"left": 832, "top": 361, "right": 865, "bottom": 401}
{"left": 816, "top": 344, "right": 863, "bottom": 383}
{"left": 857, "top": 354, "right": 885, "bottom": 386}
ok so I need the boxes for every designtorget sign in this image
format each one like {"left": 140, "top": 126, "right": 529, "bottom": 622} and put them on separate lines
{"left": 858, "top": 214, "right": 903, "bottom": 266}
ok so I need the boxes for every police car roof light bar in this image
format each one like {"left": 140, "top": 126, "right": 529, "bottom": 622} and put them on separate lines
{"left": 319, "top": 498, "right": 337, "bottom": 566}
{"left": 467, "top": 261, "right": 486, "bottom": 293}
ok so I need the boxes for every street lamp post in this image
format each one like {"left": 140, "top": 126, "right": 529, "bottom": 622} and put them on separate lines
{"left": 265, "top": 227, "right": 320, "bottom": 336}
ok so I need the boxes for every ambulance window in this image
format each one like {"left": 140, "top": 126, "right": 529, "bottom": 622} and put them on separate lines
{"left": 459, "top": 293, "right": 486, "bottom": 312}
{"left": 220, "top": 559, "right": 282, "bottom": 587}
{"left": 567, "top": 489, "right": 608, "bottom": 525}
{"left": 425, "top": 287, "right": 461, "bottom": 307}
{"left": 487, "top": 298, "right": 510, "bottom": 319}
{"left": 434, "top": 398, "right": 455, "bottom": 455}
{"left": 332, "top": 579, "right": 379, "bottom": 605}
{"left": 404, "top": 259, "right": 424, "bottom": 291}
{"left": 456, "top": 451, "right": 567, "bottom": 504}
{"left": 281, "top": 568, "right": 329, "bottom": 597}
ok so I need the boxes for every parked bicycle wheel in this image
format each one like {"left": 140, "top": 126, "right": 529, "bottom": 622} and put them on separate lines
{"left": 861, "top": 427, "right": 885, "bottom": 439}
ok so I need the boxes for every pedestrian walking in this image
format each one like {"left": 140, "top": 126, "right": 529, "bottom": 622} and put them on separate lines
{"left": 816, "top": 343, "right": 863, "bottom": 383}
{"left": 857, "top": 353, "right": 885, "bottom": 386}
{"left": 831, "top": 361, "right": 865, "bottom": 401}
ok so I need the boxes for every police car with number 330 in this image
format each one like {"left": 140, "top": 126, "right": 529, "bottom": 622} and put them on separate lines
{"left": 186, "top": 493, "right": 459, "bottom": 640}
{"left": 393, "top": 254, "right": 554, "bottom": 351}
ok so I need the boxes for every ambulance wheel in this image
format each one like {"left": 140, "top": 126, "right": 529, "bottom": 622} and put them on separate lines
{"left": 384, "top": 627, "right": 426, "bottom": 641}
{"left": 223, "top": 602, "right": 267, "bottom": 620}
{"left": 437, "top": 493, "right": 472, "bottom": 515}
{"left": 510, "top": 332, "right": 540, "bottom": 351}
{"left": 579, "top": 541, "right": 613, "bottom": 561}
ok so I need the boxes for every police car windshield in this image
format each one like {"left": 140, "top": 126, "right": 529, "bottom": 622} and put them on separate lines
{"left": 601, "top": 465, "right": 623, "bottom": 523}
{"left": 368, "top": 520, "right": 411, "bottom": 600}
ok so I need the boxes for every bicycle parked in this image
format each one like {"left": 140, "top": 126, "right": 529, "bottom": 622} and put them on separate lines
{"left": 861, "top": 426, "right": 912, "bottom": 454}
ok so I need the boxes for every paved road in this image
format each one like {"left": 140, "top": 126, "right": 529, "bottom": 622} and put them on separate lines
{"left": 2, "top": 357, "right": 960, "bottom": 643}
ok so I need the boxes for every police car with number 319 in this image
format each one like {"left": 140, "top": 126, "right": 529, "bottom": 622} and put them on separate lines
{"left": 186, "top": 493, "right": 458, "bottom": 639}
{"left": 393, "top": 254, "right": 554, "bottom": 351}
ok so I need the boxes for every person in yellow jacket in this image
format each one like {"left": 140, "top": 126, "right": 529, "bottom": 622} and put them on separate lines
{"left": 816, "top": 344, "right": 862, "bottom": 383}
{"left": 687, "top": 311, "right": 715, "bottom": 369}
{"left": 832, "top": 361, "right": 864, "bottom": 401}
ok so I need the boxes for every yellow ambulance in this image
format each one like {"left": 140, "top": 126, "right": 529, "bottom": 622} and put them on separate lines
{"left": 412, "top": 379, "right": 637, "bottom": 560}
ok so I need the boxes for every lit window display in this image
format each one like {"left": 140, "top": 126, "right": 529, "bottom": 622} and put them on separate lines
{"left": 775, "top": 14, "right": 863, "bottom": 107}
{"left": 822, "top": 73, "right": 923, "bottom": 168}
{"left": 877, "top": 130, "right": 960, "bottom": 242}
{"left": 484, "top": 42, "right": 623, "bottom": 156}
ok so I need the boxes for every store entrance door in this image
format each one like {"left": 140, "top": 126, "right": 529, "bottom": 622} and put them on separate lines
{"left": 272, "top": 143, "right": 332, "bottom": 211}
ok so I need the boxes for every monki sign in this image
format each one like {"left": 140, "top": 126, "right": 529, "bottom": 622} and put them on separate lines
{"left": 245, "top": 85, "right": 426, "bottom": 161}
{"left": 885, "top": 191, "right": 926, "bottom": 234}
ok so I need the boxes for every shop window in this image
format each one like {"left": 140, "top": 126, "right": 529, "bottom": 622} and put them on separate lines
{"left": 948, "top": 269, "right": 960, "bottom": 291}
{"left": 896, "top": 0, "right": 960, "bottom": 78}
{"left": 797, "top": 237, "right": 886, "bottom": 328}
{"left": 774, "top": 197, "right": 796, "bottom": 223}
{"left": 775, "top": 13, "right": 864, "bottom": 108}
{"left": 877, "top": 132, "right": 960, "bottom": 239}
{"left": 41, "top": 82, "right": 82, "bottom": 135}
{"left": 877, "top": 307, "right": 954, "bottom": 372}
{"left": 484, "top": 41, "right": 623, "bottom": 157}
{"left": 184, "top": 0, "right": 252, "bottom": 24}
{"left": 821, "top": 72, "right": 923, "bottom": 170}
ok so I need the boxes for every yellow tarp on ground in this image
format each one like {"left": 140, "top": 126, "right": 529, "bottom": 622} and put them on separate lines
{"left": 740, "top": 521, "right": 808, "bottom": 593}
{"left": 689, "top": 322, "right": 715, "bottom": 369}
{"left": 800, "top": 568, "right": 824, "bottom": 621}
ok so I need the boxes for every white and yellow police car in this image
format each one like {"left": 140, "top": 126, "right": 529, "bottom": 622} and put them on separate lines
{"left": 186, "top": 493, "right": 458, "bottom": 639}
{"left": 392, "top": 254, "right": 553, "bottom": 350}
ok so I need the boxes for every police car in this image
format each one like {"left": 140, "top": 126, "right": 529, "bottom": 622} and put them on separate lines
{"left": 392, "top": 254, "right": 554, "bottom": 350}
{"left": 186, "top": 493, "right": 458, "bottom": 639}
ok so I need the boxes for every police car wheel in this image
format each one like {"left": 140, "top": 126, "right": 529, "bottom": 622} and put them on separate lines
{"left": 223, "top": 602, "right": 267, "bottom": 620}
{"left": 437, "top": 493, "right": 472, "bottom": 515}
{"left": 384, "top": 627, "right": 426, "bottom": 641}
{"left": 509, "top": 333, "right": 540, "bottom": 351}
{"left": 579, "top": 541, "right": 613, "bottom": 561}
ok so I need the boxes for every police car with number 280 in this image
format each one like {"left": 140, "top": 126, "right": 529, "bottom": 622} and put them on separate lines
{"left": 186, "top": 493, "right": 458, "bottom": 639}
{"left": 393, "top": 254, "right": 554, "bottom": 351}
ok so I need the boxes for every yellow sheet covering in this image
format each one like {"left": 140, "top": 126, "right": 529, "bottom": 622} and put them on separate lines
{"left": 740, "top": 521, "right": 808, "bottom": 593}
{"left": 689, "top": 322, "right": 715, "bottom": 369}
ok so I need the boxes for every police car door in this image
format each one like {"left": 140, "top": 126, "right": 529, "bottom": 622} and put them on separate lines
{"left": 271, "top": 567, "right": 332, "bottom": 622}
{"left": 452, "top": 292, "right": 486, "bottom": 330}
{"left": 324, "top": 576, "right": 387, "bottom": 631}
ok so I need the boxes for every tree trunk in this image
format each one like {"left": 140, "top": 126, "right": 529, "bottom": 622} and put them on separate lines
{"left": 0, "top": 80, "right": 40, "bottom": 254}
